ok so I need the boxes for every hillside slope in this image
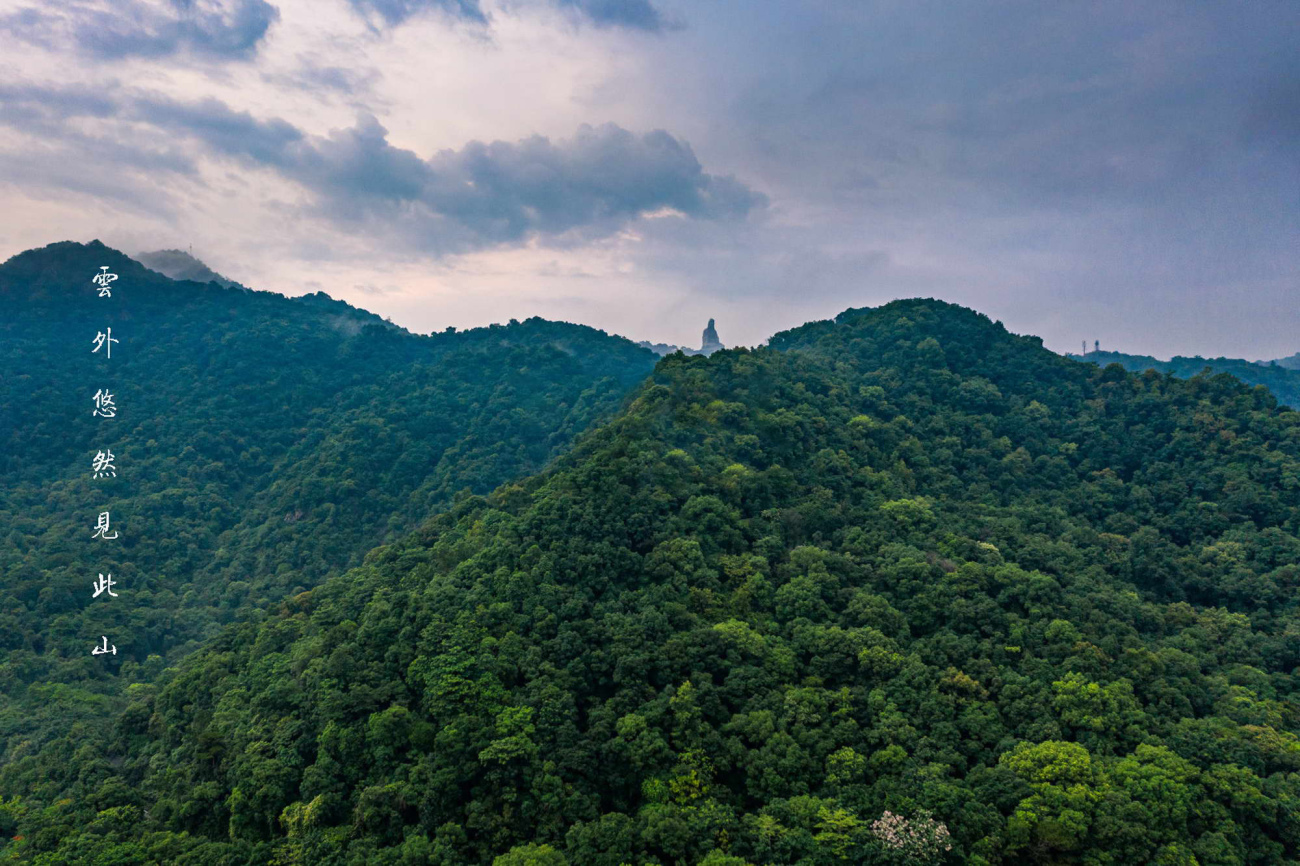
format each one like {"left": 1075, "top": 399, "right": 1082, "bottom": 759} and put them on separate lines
{"left": 0, "top": 240, "right": 657, "bottom": 764}
{"left": 5, "top": 300, "right": 1300, "bottom": 864}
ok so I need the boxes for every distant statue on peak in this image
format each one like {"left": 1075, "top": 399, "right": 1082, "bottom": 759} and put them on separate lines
{"left": 635, "top": 318, "right": 725, "bottom": 357}
{"left": 701, "top": 318, "right": 723, "bottom": 355}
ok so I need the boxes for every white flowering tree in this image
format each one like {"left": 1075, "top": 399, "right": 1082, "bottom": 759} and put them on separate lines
{"left": 869, "top": 809, "right": 953, "bottom": 864}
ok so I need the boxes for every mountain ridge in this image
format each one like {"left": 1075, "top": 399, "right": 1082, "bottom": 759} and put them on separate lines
{"left": 0, "top": 239, "right": 659, "bottom": 769}
{"left": 1067, "top": 347, "right": 1300, "bottom": 408}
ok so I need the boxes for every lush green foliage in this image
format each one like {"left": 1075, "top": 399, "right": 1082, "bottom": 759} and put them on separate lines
{"left": 0, "top": 241, "right": 656, "bottom": 764}
{"left": 1073, "top": 349, "right": 1300, "bottom": 409}
{"left": 7, "top": 298, "right": 1300, "bottom": 864}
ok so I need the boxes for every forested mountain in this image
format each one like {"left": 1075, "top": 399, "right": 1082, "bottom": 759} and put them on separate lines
{"left": 0, "top": 241, "right": 657, "bottom": 767}
{"left": 1271, "top": 353, "right": 1300, "bottom": 372}
{"left": 1069, "top": 349, "right": 1300, "bottom": 409}
{"left": 6, "top": 299, "right": 1300, "bottom": 865}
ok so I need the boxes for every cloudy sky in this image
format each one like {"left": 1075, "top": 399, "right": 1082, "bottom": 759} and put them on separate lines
{"left": 1, "top": 0, "right": 1296, "bottom": 358}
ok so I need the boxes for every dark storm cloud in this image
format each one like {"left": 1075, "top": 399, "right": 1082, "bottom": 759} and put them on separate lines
{"left": 134, "top": 96, "right": 305, "bottom": 166}
{"left": 0, "top": 84, "right": 763, "bottom": 254}
{"left": 409, "top": 122, "right": 763, "bottom": 233}
{"left": 528, "top": 0, "right": 1297, "bottom": 356}
{"left": 0, "top": 82, "right": 198, "bottom": 174}
{"left": 715, "top": 1, "right": 1300, "bottom": 210}
{"left": 0, "top": 0, "right": 667, "bottom": 59}
{"left": 0, "top": 0, "right": 279, "bottom": 60}
{"left": 0, "top": 84, "right": 197, "bottom": 216}
{"left": 262, "top": 112, "right": 763, "bottom": 250}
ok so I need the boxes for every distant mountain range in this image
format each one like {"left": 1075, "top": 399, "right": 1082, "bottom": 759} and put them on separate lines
{"left": 1273, "top": 351, "right": 1300, "bottom": 371}
{"left": 1068, "top": 348, "right": 1300, "bottom": 408}
{"left": 139, "top": 248, "right": 731, "bottom": 357}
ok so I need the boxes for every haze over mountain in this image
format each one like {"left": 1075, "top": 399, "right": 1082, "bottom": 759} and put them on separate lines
{"left": 134, "top": 249, "right": 245, "bottom": 291}
{"left": 5, "top": 290, "right": 1299, "bottom": 864}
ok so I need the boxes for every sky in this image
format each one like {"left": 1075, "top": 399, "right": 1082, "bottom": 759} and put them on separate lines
{"left": 0, "top": 0, "right": 1297, "bottom": 358}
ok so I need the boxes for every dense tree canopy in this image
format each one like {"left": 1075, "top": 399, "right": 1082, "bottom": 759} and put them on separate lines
{"left": 0, "top": 241, "right": 656, "bottom": 766}
{"left": 1074, "top": 349, "right": 1300, "bottom": 410}
{"left": 5, "top": 297, "right": 1299, "bottom": 864}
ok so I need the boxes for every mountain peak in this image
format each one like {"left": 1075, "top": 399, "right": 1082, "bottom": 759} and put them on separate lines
{"left": 768, "top": 297, "right": 1018, "bottom": 355}
{"left": 0, "top": 240, "right": 158, "bottom": 301}
{"left": 136, "top": 248, "right": 243, "bottom": 289}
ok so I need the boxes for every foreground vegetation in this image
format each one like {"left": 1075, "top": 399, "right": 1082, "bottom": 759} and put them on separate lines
{"left": 5, "top": 298, "right": 1299, "bottom": 864}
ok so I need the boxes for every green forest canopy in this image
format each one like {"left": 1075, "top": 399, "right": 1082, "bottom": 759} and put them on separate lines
{"left": 4, "top": 295, "right": 1300, "bottom": 865}
{"left": 0, "top": 241, "right": 657, "bottom": 765}
{"left": 1070, "top": 349, "right": 1300, "bottom": 410}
